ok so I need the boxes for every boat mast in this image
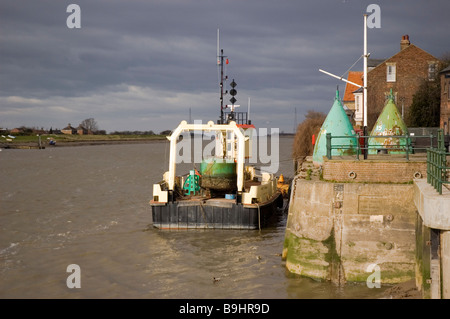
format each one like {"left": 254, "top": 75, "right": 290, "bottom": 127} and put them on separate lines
{"left": 217, "top": 29, "right": 227, "bottom": 124}
{"left": 220, "top": 49, "right": 224, "bottom": 124}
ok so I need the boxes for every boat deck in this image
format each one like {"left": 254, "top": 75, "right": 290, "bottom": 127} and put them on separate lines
{"left": 151, "top": 190, "right": 283, "bottom": 230}
{"left": 174, "top": 178, "right": 266, "bottom": 204}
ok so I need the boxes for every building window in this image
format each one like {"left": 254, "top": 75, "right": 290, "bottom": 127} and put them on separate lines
{"left": 448, "top": 80, "right": 450, "bottom": 100}
{"left": 387, "top": 63, "right": 396, "bottom": 82}
{"left": 428, "top": 62, "right": 437, "bottom": 81}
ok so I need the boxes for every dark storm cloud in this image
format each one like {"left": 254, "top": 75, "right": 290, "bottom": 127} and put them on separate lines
{"left": 1, "top": 0, "right": 449, "bottom": 132}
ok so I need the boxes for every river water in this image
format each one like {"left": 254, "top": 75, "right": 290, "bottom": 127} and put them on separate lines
{"left": 0, "top": 136, "right": 386, "bottom": 299}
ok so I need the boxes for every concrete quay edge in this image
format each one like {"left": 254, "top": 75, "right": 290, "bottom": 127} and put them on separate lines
{"left": 414, "top": 179, "right": 450, "bottom": 230}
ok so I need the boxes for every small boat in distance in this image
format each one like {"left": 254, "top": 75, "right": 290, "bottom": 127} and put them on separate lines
{"left": 149, "top": 45, "right": 283, "bottom": 230}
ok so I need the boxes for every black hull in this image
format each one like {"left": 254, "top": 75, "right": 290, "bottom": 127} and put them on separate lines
{"left": 151, "top": 192, "right": 283, "bottom": 230}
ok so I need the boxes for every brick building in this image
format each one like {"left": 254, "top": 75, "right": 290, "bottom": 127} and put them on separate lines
{"left": 365, "top": 35, "right": 441, "bottom": 130}
{"left": 440, "top": 66, "right": 450, "bottom": 135}
{"left": 61, "top": 123, "right": 77, "bottom": 135}
{"left": 76, "top": 125, "right": 89, "bottom": 135}
{"left": 343, "top": 71, "right": 363, "bottom": 126}
{"left": 61, "top": 123, "right": 91, "bottom": 135}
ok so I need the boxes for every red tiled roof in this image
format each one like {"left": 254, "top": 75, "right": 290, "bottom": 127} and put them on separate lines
{"left": 343, "top": 71, "right": 363, "bottom": 102}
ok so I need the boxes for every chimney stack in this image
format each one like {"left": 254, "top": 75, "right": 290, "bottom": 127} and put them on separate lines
{"left": 400, "top": 35, "right": 410, "bottom": 51}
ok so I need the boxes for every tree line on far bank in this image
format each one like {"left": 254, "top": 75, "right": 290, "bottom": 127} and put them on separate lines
{"left": 2, "top": 116, "right": 173, "bottom": 136}
{"left": 109, "top": 130, "right": 172, "bottom": 136}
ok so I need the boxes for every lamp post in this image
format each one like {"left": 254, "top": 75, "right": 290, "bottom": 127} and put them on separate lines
{"left": 399, "top": 97, "right": 405, "bottom": 120}
{"left": 363, "top": 14, "right": 368, "bottom": 159}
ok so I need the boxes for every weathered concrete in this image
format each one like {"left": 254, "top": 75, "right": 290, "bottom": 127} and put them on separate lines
{"left": 414, "top": 180, "right": 450, "bottom": 299}
{"left": 414, "top": 179, "right": 450, "bottom": 230}
{"left": 442, "top": 231, "right": 450, "bottom": 299}
{"left": 283, "top": 178, "right": 417, "bottom": 285}
{"left": 284, "top": 159, "right": 450, "bottom": 297}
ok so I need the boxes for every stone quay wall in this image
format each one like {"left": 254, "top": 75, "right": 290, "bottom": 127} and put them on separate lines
{"left": 284, "top": 157, "right": 450, "bottom": 298}
{"left": 283, "top": 179, "right": 417, "bottom": 285}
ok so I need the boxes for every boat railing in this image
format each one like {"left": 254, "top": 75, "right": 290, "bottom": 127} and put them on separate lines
{"left": 223, "top": 111, "right": 250, "bottom": 125}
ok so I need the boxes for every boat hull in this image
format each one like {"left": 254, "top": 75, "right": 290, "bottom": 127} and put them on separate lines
{"left": 151, "top": 192, "right": 283, "bottom": 230}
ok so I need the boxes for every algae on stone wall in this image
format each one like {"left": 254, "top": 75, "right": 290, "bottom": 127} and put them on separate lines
{"left": 283, "top": 178, "right": 418, "bottom": 286}
{"left": 415, "top": 214, "right": 431, "bottom": 298}
{"left": 283, "top": 229, "right": 344, "bottom": 284}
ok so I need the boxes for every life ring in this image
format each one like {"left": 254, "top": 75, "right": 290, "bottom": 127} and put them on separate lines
{"left": 414, "top": 171, "right": 422, "bottom": 179}
{"left": 348, "top": 171, "right": 357, "bottom": 179}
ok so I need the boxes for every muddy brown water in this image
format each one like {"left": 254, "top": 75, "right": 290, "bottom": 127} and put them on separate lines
{"left": 0, "top": 137, "right": 388, "bottom": 298}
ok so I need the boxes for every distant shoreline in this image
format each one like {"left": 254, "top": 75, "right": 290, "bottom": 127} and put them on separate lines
{"left": 47, "top": 138, "right": 169, "bottom": 147}
{"left": 1, "top": 136, "right": 168, "bottom": 149}
{"left": 1, "top": 133, "right": 294, "bottom": 149}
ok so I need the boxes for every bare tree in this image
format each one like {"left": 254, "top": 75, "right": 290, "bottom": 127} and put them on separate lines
{"left": 80, "top": 118, "right": 98, "bottom": 132}
{"left": 292, "top": 110, "right": 326, "bottom": 161}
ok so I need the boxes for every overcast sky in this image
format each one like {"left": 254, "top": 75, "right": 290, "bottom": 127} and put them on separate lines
{"left": 1, "top": 0, "right": 449, "bottom": 133}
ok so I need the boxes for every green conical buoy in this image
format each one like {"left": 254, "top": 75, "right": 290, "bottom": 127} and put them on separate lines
{"left": 368, "top": 89, "right": 409, "bottom": 155}
{"left": 313, "top": 90, "right": 357, "bottom": 164}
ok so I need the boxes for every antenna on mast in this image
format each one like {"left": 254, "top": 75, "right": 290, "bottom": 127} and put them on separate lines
{"left": 248, "top": 97, "right": 251, "bottom": 124}
{"left": 217, "top": 28, "right": 220, "bottom": 66}
{"left": 217, "top": 28, "right": 228, "bottom": 124}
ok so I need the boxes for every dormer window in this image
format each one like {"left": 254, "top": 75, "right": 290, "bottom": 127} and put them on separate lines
{"left": 386, "top": 63, "right": 396, "bottom": 82}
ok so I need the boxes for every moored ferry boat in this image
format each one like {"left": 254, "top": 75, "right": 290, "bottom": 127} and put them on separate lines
{"left": 149, "top": 45, "right": 284, "bottom": 230}
{"left": 150, "top": 120, "right": 284, "bottom": 230}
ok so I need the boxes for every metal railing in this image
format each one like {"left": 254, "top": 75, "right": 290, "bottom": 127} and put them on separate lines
{"left": 324, "top": 130, "right": 449, "bottom": 194}
{"left": 223, "top": 111, "right": 250, "bottom": 125}
{"left": 325, "top": 132, "right": 436, "bottom": 161}
{"left": 427, "top": 130, "right": 450, "bottom": 195}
